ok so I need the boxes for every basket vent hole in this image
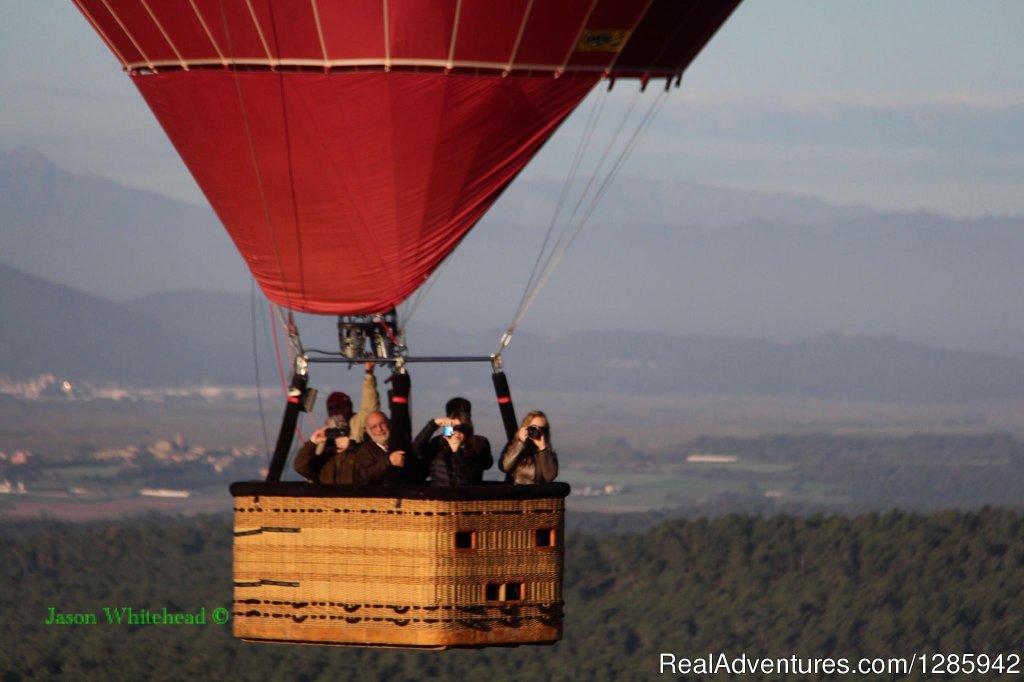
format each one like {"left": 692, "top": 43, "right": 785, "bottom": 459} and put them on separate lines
{"left": 486, "top": 582, "right": 525, "bottom": 602}
{"left": 455, "top": 530, "right": 477, "bottom": 550}
{"left": 535, "top": 528, "right": 556, "bottom": 547}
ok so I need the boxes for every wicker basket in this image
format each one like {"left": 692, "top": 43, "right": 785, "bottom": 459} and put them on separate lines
{"left": 230, "top": 481, "right": 569, "bottom": 648}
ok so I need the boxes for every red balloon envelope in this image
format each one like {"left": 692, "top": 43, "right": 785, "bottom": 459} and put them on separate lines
{"left": 74, "top": 0, "right": 740, "bottom": 315}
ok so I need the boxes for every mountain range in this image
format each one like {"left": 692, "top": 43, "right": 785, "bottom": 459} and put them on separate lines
{"left": 3, "top": 147, "right": 1024, "bottom": 401}
{"left": 3, "top": 259, "right": 1024, "bottom": 403}
{"left": 3, "top": 147, "right": 1023, "bottom": 358}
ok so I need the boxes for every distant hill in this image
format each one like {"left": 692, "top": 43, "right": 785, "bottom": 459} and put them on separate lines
{"left": 4, "top": 147, "right": 1024, "bottom": 358}
{"left": 514, "top": 331, "right": 1024, "bottom": 403}
{"left": 0, "top": 263, "right": 258, "bottom": 384}
{"left": 438, "top": 204, "right": 1024, "bottom": 355}
{"left": 5, "top": 264, "right": 1024, "bottom": 402}
{"left": 0, "top": 147, "right": 248, "bottom": 301}
{"left": 487, "top": 174, "right": 878, "bottom": 229}
{"left": 0, "top": 261, "right": 195, "bottom": 383}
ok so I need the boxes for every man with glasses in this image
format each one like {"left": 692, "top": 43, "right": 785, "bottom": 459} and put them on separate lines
{"left": 356, "top": 411, "right": 407, "bottom": 485}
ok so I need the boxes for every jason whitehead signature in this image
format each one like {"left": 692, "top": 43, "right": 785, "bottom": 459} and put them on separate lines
{"left": 45, "top": 606, "right": 230, "bottom": 625}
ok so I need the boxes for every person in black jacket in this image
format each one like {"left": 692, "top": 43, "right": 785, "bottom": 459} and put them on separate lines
{"left": 411, "top": 406, "right": 492, "bottom": 486}
{"left": 444, "top": 397, "right": 492, "bottom": 482}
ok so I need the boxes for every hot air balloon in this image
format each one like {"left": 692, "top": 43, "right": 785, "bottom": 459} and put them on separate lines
{"left": 74, "top": 0, "right": 741, "bottom": 648}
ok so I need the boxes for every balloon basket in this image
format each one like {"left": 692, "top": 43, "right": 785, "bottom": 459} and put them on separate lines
{"left": 229, "top": 481, "right": 568, "bottom": 649}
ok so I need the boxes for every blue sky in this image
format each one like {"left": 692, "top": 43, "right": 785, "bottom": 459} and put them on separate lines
{"left": 2, "top": 1, "right": 1022, "bottom": 218}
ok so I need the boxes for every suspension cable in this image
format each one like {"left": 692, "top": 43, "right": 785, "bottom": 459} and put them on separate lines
{"left": 218, "top": 0, "right": 296, "bottom": 314}
{"left": 498, "top": 84, "right": 668, "bottom": 354}
{"left": 513, "top": 90, "right": 607, "bottom": 320}
{"left": 397, "top": 254, "right": 451, "bottom": 333}
{"left": 251, "top": 279, "right": 273, "bottom": 466}
{"left": 399, "top": 85, "right": 606, "bottom": 337}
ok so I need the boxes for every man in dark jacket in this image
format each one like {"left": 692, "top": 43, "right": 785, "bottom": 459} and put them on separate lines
{"left": 355, "top": 411, "right": 406, "bottom": 485}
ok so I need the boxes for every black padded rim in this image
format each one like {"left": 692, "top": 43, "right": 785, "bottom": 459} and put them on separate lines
{"left": 230, "top": 480, "right": 570, "bottom": 501}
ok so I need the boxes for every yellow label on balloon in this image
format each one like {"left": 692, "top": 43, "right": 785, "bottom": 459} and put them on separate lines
{"left": 576, "top": 30, "right": 630, "bottom": 52}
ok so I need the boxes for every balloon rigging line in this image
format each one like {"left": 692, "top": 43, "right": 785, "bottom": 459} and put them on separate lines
{"left": 266, "top": 0, "right": 308, "bottom": 304}
{"left": 515, "top": 87, "right": 643, "bottom": 330}
{"left": 521, "top": 88, "right": 667, "bottom": 322}
{"left": 540, "top": 88, "right": 643, "bottom": 273}
{"left": 399, "top": 253, "right": 453, "bottom": 332}
{"left": 512, "top": 87, "right": 606, "bottom": 326}
{"left": 268, "top": 302, "right": 315, "bottom": 440}
{"left": 570, "top": 87, "right": 669, "bottom": 252}
{"left": 219, "top": 0, "right": 297, "bottom": 314}
{"left": 502, "top": 85, "right": 654, "bottom": 348}
{"left": 270, "top": 303, "right": 289, "bottom": 395}
{"left": 251, "top": 279, "right": 273, "bottom": 466}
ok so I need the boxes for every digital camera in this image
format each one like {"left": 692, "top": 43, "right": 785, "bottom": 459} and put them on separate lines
{"left": 527, "top": 425, "right": 545, "bottom": 439}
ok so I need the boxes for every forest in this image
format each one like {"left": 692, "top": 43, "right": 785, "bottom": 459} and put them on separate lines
{"left": 3, "top": 508, "right": 1022, "bottom": 681}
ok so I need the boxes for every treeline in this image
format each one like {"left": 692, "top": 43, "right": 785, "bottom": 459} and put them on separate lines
{"left": 659, "top": 433, "right": 1024, "bottom": 512}
{"left": 680, "top": 433, "right": 1024, "bottom": 466}
{"left": 3, "top": 509, "right": 1023, "bottom": 681}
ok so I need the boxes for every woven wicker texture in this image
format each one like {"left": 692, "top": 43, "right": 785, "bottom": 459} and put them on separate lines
{"left": 233, "top": 492, "right": 565, "bottom": 647}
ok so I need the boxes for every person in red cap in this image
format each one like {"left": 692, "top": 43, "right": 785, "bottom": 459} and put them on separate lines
{"left": 293, "top": 363, "right": 382, "bottom": 484}
{"left": 326, "top": 391, "right": 353, "bottom": 421}
{"left": 325, "top": 362, "right": 380, "bottom": 443}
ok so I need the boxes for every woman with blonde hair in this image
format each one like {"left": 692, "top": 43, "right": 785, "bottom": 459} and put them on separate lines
{"left": 500, "top": 410, "right": 558, "bottom": 484}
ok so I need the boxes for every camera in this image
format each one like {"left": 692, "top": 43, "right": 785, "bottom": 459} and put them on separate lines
{"left": 442, "top": 425, "right": 454, "bottom": 437}
{"left": 325, "top": 424, "right": 350, "bottom": 440}
{"left": 527, "top": 425, "right": 545, "bottom": 439}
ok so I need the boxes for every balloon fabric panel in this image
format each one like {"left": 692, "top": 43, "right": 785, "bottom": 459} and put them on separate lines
{"left": 133, "top": 71, "right": 597, "bottom": 314}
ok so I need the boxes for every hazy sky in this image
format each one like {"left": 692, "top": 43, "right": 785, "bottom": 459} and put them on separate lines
{"left": 1, "top": 1, "right": 1022, "bottom": 218}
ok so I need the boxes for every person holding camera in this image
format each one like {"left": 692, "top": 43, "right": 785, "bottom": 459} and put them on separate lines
{"left": 443, "top": 397, "right": 492, "bottom": 481}
{"left": 500, "top": 411, "right": 558, "bottom": 484}
{"left": 293, "top": 414, "right": 367, "bottom": 484}
{"left": 411, "top": 406, "right": 493, "bottom": 486}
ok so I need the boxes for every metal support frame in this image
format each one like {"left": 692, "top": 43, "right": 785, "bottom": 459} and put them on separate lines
{"left": 266, "top": 371, "right": 308, "bottom": 482}
{"left": 266, "top": 319, "right": 312, "bottom": 483}
{"left": 263, "top": 307, "right": 520, "bottom": 482}
{"left": 492, "top": 368, "right": 519, "bottom": 444}
{"left": 306, "top": 354, "right": 492, "bottom": 364}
